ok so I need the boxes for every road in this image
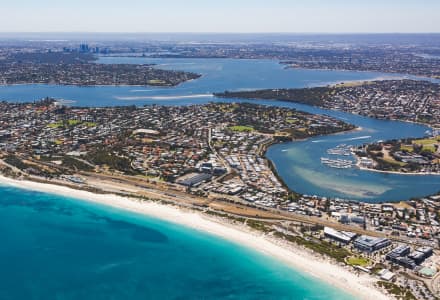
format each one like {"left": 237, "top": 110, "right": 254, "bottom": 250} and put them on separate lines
{"left": 79, "top": 171, "right": 433, "bottom": 247}
{"left": 0, "top": 155, "right": 432, "bottom": 249}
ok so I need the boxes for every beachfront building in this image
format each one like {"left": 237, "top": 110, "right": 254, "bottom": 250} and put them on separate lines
{"left": 386, "top": 245, "right": 416, "bottom": 269}
{"left": 386, "top": 245, "right": 410, "bottom": 258}
{"left": 378, "top": 269, "right": 396, "bottom": 281}
{"left": 408, "top": 247, "right": 434, "bottom": 265}
{"left": 353, "top": 235, "right": 391, "bottom": 253}
{"left": 323, "top": 227, "right": 357, "bottom": 244}
{"left": 176, "top": 173, "right": 212, "bottom": 187}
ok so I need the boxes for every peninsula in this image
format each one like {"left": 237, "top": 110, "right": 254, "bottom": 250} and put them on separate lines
{"left": 0, "top": 99, "right": 439, "bottom": 299}
{"left": 215, "top": 79, "right": 440, "bottom": 128}
{"left": 0, "top": 100, "right": 352, "bottom": 206}
{"left": 353, "top": 136, "right": 440, "bottom": 174}
{"left": 0, "top": 52, "right": 200, "bottom": 86}
{"left": 2, "top": 38, "right": 440, "bottom": 300}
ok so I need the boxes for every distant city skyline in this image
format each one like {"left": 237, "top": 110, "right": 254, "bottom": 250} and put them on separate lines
{"left": 1, "top": 0, "right": 440, "bottom": 33}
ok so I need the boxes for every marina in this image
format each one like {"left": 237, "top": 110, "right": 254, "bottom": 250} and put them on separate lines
{"left": 326, "top": 144, "right": 353, "bottom": 156}
{"left": 1, "top": 58, "right": 439, "bottom": 201}
{"left": 321, "top": 157, "right": 355, "bottom": 169}
{"left": 1, "top": 2, "right": 440, "bottom": 297}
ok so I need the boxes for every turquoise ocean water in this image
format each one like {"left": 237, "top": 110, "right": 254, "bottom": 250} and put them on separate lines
{"left": 1, "top": 56, "right": 439, "bottom": 299}
{"left": 0, "top": 185, "right": 354, "bottom": 299}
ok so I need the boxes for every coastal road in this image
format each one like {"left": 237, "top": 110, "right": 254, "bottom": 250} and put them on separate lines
{"left": 0, "top": 159, "right": 27, "bottom": 175}
{"left": 6, "top": 156, "right": 430, "bottom": 249}
{"left": 78, "top": 171, "right": 432, "bottom": 248}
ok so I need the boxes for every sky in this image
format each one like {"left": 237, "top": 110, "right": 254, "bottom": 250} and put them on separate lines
{"left": 1, "top": 0, "right": 439, "bottom": 33}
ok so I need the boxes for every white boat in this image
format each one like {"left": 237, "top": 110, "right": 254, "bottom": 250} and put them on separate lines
{"left": 321, "top": 157, "right": 354, "bottom": 169}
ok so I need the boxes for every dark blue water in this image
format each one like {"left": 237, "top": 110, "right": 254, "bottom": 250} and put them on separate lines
{"left": 0, "top": 185, "right": 353, "bottom": 300}
{"left": 0, "top": 57, "right": 438, "bottom": 201}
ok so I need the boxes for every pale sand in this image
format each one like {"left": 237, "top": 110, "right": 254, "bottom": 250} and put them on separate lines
{"left": 0, "top": 175, "right": 390, "bottom": 300}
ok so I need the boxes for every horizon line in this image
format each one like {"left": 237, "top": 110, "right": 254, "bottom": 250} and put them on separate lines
{"left": 1, "top": 31, "right": 440, "bottom": 35}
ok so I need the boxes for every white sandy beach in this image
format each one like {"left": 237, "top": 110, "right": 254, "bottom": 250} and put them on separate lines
{"left": 0, "top": 175, "right": 390, "bottom": 300}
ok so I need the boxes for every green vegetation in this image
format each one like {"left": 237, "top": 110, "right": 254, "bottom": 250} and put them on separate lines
{"left": 246, "top": 219, "right": 273, "bottom": 233}
{"left": 363, "top": 136, "right": 439, "bottom": 172}
{"left": 67, "top": 119, "right": 81, "bottom": 126}
{"left": 378, "top": 157, "right": 406, "bottom": 167}
{"left": 287, "top": 191, "right": 302, "bottom": 202}
{"left": 84, "top": 122, "right": 97, "bottom": 128}
{"left": 422, "top": 145, "right": 436, "bottom": 153}
{"left": 412, "top": 137, "right": 439, "bottom": 153}
{"left": 47, "top": 121, "right": 63, "bottom": 128}
{"left": 370, "top": 263, "right": 386, "bottom": 275}
{"left": 4, "top": 155, "right": 28, "bottom": 170}
{"left": 87, "top": 150, "right": 134, "bottom": 174}
{"left": 205, "top": 210, "right": 246, "bottom": 223}
{"left": 286, "top": 118, "right": 299, "bottom": 124}
{"left": 413, "top": 137, "right": 440, "bottom": 145}
{"left": 1, "top": 56, "right": 201, "bottom": 86}
{"left": 377, "top": 281, "right": 417, "bottom": 300}
{"left": 400, "top": 144, "right": 414, "bottom": 152}
{"left": 48, "top": 119, "right": 95, "bottom": 129}
{"left": 3, "top": 155, "right": 61, "bottom": 177}
{"left": 274, "top": 232, "right": 351, "bottom": 263}
{"left": 347, "top": 256, "right": 370, "bottom": 267}
{"left": 228, "top": 125, "right": 254, "bottom": 132}
{"left": 208, "top": 102, "right": 354, "bottom": 138}
{"left": 62, "top": 156, "right": 93, "bottom": 171}
{"left": 215, "top": 87, "right": 330, "bottom": 107}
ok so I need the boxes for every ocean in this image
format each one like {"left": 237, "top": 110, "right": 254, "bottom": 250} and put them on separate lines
{"left": 0, "top": 184, "right": 354, "bottom": 299}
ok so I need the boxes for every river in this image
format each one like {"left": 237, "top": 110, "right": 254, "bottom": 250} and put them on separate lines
{"left": 0, "top": 57, "right": 438, "bottom": 202}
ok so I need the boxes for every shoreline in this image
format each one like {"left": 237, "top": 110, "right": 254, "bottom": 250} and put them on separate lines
{"left": 283, "top": 64, "right": 439, "bottom": 81}
{"left": 353, "top": 153, "right": 440, "bottom": 176}
{"left": 0, "top": 82, "right": 190, "bottom": 88}
{"left": 0, "top": 175, "right": 390, "bottom": 300}
{"left": 262, "top": 125, "right": 363, "bottom": 192}
{"left": 356, "top": 163, "right": 440, "bottom": 176}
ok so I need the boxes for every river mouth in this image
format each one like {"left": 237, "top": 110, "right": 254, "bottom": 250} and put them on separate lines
{"left": 263, "top": 108, "right": 439, "bottom": 203}
{"left": 0, "top": 57, "right": 438, "bottom": 202}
